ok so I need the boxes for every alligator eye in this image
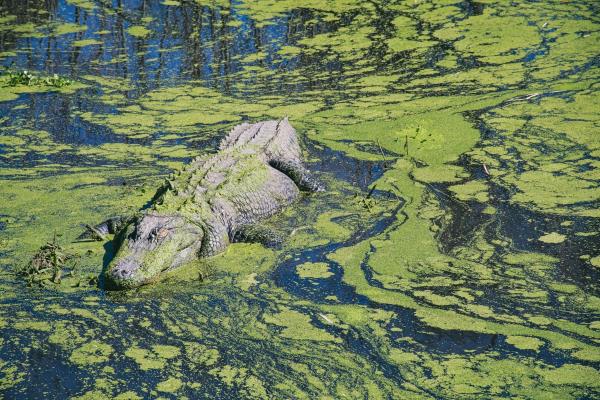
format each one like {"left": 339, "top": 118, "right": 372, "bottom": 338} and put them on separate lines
{"left": 157, "top": 227, "right": 169, "bottom": 238}
{"left": 149, "top": 227, "right": 169, "bottom": 241}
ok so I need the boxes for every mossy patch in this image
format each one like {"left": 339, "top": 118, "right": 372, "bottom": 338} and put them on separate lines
{"left": 296, "top": 262, "right": 333, "bottom": 279}
{"left": 127, "top": 26, "right": 151, "bottom": 38}
{"left": 263, "top": 308, "right": 340, "bottom": 342}
{"left": 156, "top": 377, "right": 183, "bottom": 393}
{"left": 70, "top": 341, "right": 114, "bottom": 365}
{"left": 538, "top": 232, "right": 567, "bottom": 244}
{"left": 506, "top": 336, "right": 544, "bottom": 351}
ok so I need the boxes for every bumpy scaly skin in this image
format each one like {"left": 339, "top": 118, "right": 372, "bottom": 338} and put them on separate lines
{"left": 104, "top": 118, "right": 321, "bottom": 289}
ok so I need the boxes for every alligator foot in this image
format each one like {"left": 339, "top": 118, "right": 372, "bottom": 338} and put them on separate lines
{"left": 232, "top": 224, "right": 283, "bottom": 249}
{"left": 269, "top": 160, "right": 324, "bottom": 192}
{"left": 81, "top": 224, "right": 107, "bottom": 241}
{"left": 76, "top": 216, "right": 131, "bottom": 242}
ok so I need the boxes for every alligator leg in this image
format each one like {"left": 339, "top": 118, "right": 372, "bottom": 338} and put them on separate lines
{"left": 76, "top": 216, "right": 131, "bottom": 241}
{"left": 199, "top": 221, "right": 230, "bottom": 257}
{"left": 232, "top": 224, "right": 283, "bottom": 249}
{"left": 269, "top": 160, "right": 324, "bottom": 192}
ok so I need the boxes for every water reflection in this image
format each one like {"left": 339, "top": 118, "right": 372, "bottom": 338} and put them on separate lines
{"left": 1, "top": 0, "right": 600, "bottom": 398}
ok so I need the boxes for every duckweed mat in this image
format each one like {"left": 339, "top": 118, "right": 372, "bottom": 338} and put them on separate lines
{"left": 0, "top": 0, "right": 599, "bottom": 398}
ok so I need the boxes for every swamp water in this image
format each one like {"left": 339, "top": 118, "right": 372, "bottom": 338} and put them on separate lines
{"left": 0, "top": 0, "right": 599, "bottom": 398}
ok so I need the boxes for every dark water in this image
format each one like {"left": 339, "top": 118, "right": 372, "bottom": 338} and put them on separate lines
{"left": 0, "top": 0, "right": 599, "bottom": 398}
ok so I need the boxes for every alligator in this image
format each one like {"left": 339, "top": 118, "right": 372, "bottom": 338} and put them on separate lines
{"left": 83, "top": 118, "right": 322, "bottom": 289}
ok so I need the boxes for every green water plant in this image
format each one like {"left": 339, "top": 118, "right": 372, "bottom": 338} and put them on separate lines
{"left": 2, "top": 68, "right": 72, "bottom": 88}
{"left": 17, "top": 233, "right": 97, "bottom": 288}
{"left": 354, "top": 184, "right": 378, "bottom": 211}
{"left": 20, "top": 234, "right": 76, "bottom": 287}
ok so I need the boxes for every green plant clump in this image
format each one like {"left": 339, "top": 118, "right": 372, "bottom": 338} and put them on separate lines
{"left": 3, "top": 69, "right": 72, "bottom": 88}
{"left": 20, "top": 235, "right": 76, "bottom": 287}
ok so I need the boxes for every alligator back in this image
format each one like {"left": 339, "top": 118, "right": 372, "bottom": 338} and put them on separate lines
{"left": 153, "top": 147, "right": 299, "bottom": 228}
{"left": 151, "top": 118, "right": 315, "bottom": 256}
{"left": 219, "top": 117, "right": 302, "bottom": 165}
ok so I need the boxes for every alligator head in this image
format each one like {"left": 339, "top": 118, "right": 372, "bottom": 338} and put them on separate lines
{"left": 104, "top": 213, "right": 204, "bottom": 289}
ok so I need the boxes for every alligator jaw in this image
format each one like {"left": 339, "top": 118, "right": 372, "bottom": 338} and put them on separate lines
{"left": 104, "top": 254, "right": 148, "bottom": 290}
{"left": 103, "top": 214, "right": 204, "bottom": 290}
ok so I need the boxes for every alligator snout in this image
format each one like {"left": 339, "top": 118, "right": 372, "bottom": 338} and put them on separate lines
{"left": 110, "top": 262, "right": 136, "bottom": 280}
{"left": 105, "top": 256, "right": 144, "bottom": 289}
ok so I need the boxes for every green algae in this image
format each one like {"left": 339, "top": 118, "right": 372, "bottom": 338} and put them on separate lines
{"left": 324, "top": 153, "right": 598, "bottom": 367}
{"left": 448, "top": 180, "right": 489, "bottom": 203}
{"left": 263, "top": 307, "right": 340, "bottom": 342}
{"left": 114, "top": 391, "right": 143, "bottom": 400}
{"left": 54, "top": 22, "right": 87, "bottom": 36}
{"left": 506, "top": 336, "right": 545, "bottom": 351}
{"left": 0, "top": 77, "right": 85, "bottom": 105}
{"left": 296, "top": 262, "right": 333, "bottom": 279}
{"left": 70, "top": 341, "right": 114, "bottom": 365}
{"left": 183, "top": 342, "right": 219, "bottom": 367}
{"left": 155, "top": 377, "right": 183, "bottom": 393}
{"left": 538, "top": 232, "right": 567, "bottom": 244}
{"left": 541, "top": 364, "right": 600, "bottom": 387}
{"left": 0, "top": 169, "right": 151, "bottom": 265}
{"left": 125, "top": 345, "right": 180, "bottom": 371}
{"left": 412, "top": 165, "right": 467, "bottom": 184}
{"left": 127, "top": 26, "right": 151, "bottom": 38}
{"left": 313, "top": 211, "right": 353, "bottom": 242}
{"left": 0, "top": 1, "right": 599, "bottom": 398}
{"left": 473, "top": 91, "right": 600, "bottom": 217}
{"left": 435, "top": 11, "right": 541, "bottom": 64}
{"left": 66, "top": 0, "right": 97, "bottom": 11}
{"left": 12, "top": 320, "right": 52, "bottom": 331}
{"left": 73, "top": 39, "right": 102, "bottom": 47}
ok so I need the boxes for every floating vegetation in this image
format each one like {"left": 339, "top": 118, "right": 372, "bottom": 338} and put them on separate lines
{"left": 18, "top": 234, "right": 100, "bottom": 289}
{"left": 19, "top": 235, "right": 76, "bottom": 287}
{"left": 2, "top": 68, "right": 72, "bottom": 88}
{"left": 0, "top": 0, "right": 598, "bottom": 398}
{"left": 353, "top": 184, "right": 378, "bottom": 211}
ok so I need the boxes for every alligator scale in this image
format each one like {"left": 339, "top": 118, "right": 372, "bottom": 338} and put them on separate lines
{"left": 86, "top": 119, "right": 322, "bottom": 289}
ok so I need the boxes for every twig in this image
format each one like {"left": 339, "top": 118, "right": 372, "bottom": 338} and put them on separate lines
{"left": 506, "top": 90, "right": 565, "bottom": 104}
{"left": 366, "top": 184, "right": 377, "bottom": 199}
{"left": 376, "top": 138, "right": 388, "bottom": 167}
{"left": 319, "top": 313, "right": 334, "bottom": 324}
{"left": 389, "top": 182, "right": 403, "bottom": 202}
{"left": 290, "top": 226, "right": 309, "bottom": 236}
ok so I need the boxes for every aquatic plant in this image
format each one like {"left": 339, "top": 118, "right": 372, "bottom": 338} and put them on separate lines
{"left": 2, "top": 68, "right": 72, "bottom": 88}
{"left": 0, "top": 0, "right": 599, "bottom": 398}
{"left": 19, "top": 235, "right": 75, "bottom": 287}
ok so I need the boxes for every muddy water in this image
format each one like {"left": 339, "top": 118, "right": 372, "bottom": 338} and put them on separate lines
{"left": 0, "top": 1, "right": 599, "bottom": 398}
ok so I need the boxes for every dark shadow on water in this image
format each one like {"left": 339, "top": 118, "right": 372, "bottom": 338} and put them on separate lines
{"left": 305, "top": 139, "right": 387, "bottom": 191}
{"left": 97, "top": 240, "right": 117, "bottom": 290}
